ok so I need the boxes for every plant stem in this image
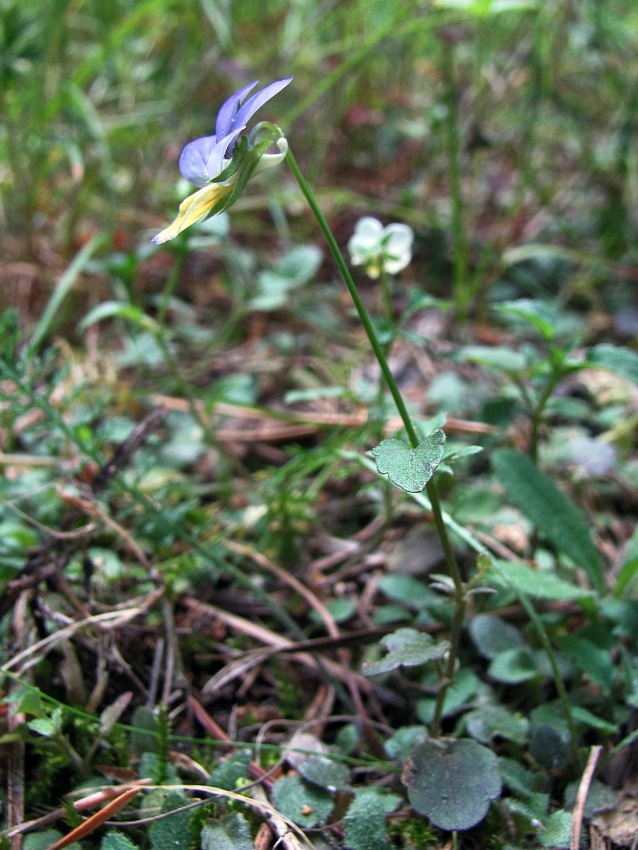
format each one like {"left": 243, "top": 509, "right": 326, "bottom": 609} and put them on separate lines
{"left": 286, "top": 148, "right": 420, "bottom": 446}
{"left": 286, "top": 147, "right": 466, "bottom": 736}
{"left": 379, "top": 268, "right": 394, "bottom": 327}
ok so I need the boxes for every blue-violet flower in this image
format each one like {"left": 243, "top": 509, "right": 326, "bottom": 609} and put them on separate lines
{"left": 153, "top": 77, "right": 292, "bottom": 244}
{"left": 347, "top": 216, "right": 414, "bottom": 279}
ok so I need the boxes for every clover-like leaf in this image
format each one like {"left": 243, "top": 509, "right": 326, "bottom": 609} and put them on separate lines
{"left": 370, "top": 430, "right": 445, "bottom": 493}
{"left": 362, "top": 628, "right": 450, "bottom": 677}
{"left": 402, "top": 738, "right": 502, "bottom": 831}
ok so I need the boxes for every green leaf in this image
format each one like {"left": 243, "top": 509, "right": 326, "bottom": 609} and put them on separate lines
{"left": 614, "top": 523, "right": 638, "bottom": 598}
{"left": 402, "top": 738, "right": 502, "bottom": 831}
{"left": 79, "top": 300, "right": 158, "bottom": 332}
{"left": 569, "top": 706, "right": 616, "bottom": 735}
{"left": 556, "top": 635, "right": 615, "bottom": 693}
{"left": 485, "top": 560, "right": 594, "bottom": 601}
{"left": 539, "top": 810, "right": 572, "bottom": 848}
{"left": 208, "top": 749, "right": 251, "bottom": 790}
{"left": 298, "top": 756, "right": 351, "bottom": 791}
{"left": 384, "top": 726, "right": 428, "bottom": 761}
{"left": 586, "top": 343, "right": 638, "bottom": 386}
{"left": 378, "top": 575, "right": 440, "bottom": 611}
{"left": 370, "top": 431, "right": 445, "bottom": 493}
{"left": 270, "top": 775, "right": 333, "bottom": 827}
{"left": 343, "top": 787, "right": 401, "bottom": 850}
{"left": 495, "top": 299, "right": 559, "bottom": 339}
{"left": 101, "top": 832, "right": 142, "bottom": 850}
{"left": 362, "top": 628, "right": 450, "bottom": 677}
{"left": 488, "top": 647, "right": 539, "bottom": 684}
{"left": 465, "top": 704, "right": 529, "bottom": 745}
{"left": 24, "top": 831, "right": 79, "bottom": 850}
{"left": 149, "top": 791, "right": 192, "bottom": 850}
{"left": 492, "top": 450, "right": 604, "bottom": 593}
{"left": 28, "top": 706, "right": 64, "bottom": 738}
{"left": 417, "top": 668, "right": 480, "bottom": 723}
{"left": 200, "top": 813, "right": 253, "bottom": 850}
{"left": 456, "top": 344, "right": 527, "bottom": 373}
{"left": 529, "top": 725, "right": 569, "bottom": 772}
{"left": 469, "top": 614, "right": 525, "bottom": 659}
{"left": 309, "top": 597, "right": 356, "bottom": 625}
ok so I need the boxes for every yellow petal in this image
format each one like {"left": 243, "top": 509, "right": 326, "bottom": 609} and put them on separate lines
{"left": 152, "top": 182, "right": 232, "bottom": 244}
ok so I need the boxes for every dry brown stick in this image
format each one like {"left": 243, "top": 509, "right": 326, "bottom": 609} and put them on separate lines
{"left": 7, "top": 708, "right": 25, "bottom": 850}
{"left": 571, "top": 744, "right": 602, "bottom": 850}
{"left": 91, "top": 406, "right": 169, "bottom": 491}
{"left": 152, "top": 393, "right": 496, "bottom": 439}
{"left": 6, "top": 782, "right": 151, "bottom": 840}
{"left": 224, "top": 540, "right": 340, "bottom": 638}
{"left": 44, "top": 787, "right": 142, "bottom": 850}
{"left": 184, "top": 597, "right": 378, "bottom": 699}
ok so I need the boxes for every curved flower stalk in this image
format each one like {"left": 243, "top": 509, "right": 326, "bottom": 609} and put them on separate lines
{"left": 152, "top": 77, "right": 292, "bottom": 244}
{"left": 347, "top": 216, "right": 414, "bottom": 280}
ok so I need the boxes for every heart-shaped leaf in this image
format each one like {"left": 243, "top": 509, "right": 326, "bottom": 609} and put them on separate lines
{"left": 402, "top": 738, "right": 502, "bottom": 831}
{"left": 362, "top": 628, "right": 450, "bottom": 677}
{"left": 370, "top": 431, "right": 446, "bottom": 493}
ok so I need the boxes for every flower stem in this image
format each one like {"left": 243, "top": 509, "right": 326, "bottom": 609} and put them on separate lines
{"left": 286, "top": 146, "right": 465, "bottom": 736}
{"left": 286, "top": 148, "right": 418, "bottom": 445}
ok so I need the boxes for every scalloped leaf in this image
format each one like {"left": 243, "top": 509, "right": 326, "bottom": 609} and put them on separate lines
{"left": 402, "top": 738, "right": 502, "bottom": 831}
{"left": 362, "top": 628, "right": 450, "bottom": 677}
{"left": 370, "top": 431, "right": 446, "bottom": 493}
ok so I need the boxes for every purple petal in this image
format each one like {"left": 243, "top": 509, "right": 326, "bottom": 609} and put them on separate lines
{"left": 232, "top": 77, "right": 292, "bottom": 131}
{"left": 215, "top": 80, "right": 258, "bottom": 139}
{"left": 178, "top": 129, "right": 243, "bottom": 186}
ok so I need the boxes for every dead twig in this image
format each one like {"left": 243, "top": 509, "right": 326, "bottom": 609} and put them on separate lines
{"left": 571, "top": 745, "right": 602, "bottom": 850}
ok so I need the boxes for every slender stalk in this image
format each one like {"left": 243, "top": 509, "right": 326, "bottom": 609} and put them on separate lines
{"left": 286, "top": 146, "right": 466, "bottom": 735}
{"left": 285, "top": 148, "right": 420, "bottom": 446}
{"left": 378, "top": 268, "right": 394, "bottom": 327}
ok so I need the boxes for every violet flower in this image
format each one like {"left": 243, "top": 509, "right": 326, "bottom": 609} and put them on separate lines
{"left": 153, "top": 77, "right": 292, "bottom": 244}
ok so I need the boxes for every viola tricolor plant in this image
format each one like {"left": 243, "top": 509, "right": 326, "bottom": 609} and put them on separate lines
{"left": 152, "top": 77, "right": 292, "bottom": 244}
{"left": 347, "top": 216, "right": 414, "bottom": 279}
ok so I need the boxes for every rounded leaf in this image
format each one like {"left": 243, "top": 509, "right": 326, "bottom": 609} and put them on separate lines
{"left": 402, "top": 738, "right": 502, "bottom": 831}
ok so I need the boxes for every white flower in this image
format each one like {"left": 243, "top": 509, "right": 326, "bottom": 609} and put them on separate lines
{"left": 347, "top": 216, "right": 414, "bottom": 279}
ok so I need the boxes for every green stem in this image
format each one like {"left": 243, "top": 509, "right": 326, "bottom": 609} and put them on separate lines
{"left": 379, "top": 268, "right": 394, "bottom": 327}
{"left": 157, "top": 249, "right": 187, "bottom": 328}
{"left": 286, "top": 148, "right": 419, "bottom": 446}
{"left": 286, "top": 146, "right": 465, "bottom": 736}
